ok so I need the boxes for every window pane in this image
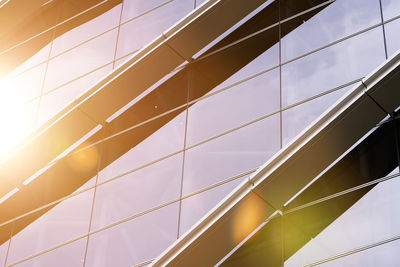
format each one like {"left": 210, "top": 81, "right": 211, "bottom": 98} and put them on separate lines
{"left": 187, "top": 68, "right": 280, "bottom": 146}
{"left": 282, "top": 85, "right": 352, "bottom": 146}
{"left": 381, "top": 0, "right": 400, "bottom": 20}
{"left": 85, "top": 202, "right": 179, "bottom": 267}
{"left": 179, "top": 177, "right": 247, "bottom": 236}
{"left": 92, "top": 153, "right": 182, "bottom": 230}
{"left": 281, "top": 28, "right": 385, "bottom": 107}
{"left": 98, "top": 110, "right": 186, "bottom": 182}
{"left": 284, "top": 120, "right": 399, "bottom": 266}
{"left": 51, "top": 4, "right": 121, "bottom": 57}
{"left": 286, "top": 170, "right": 400, "bottom": 266}
{"left": 37, "top": 64, "right": 112, "bottom": 127}
{"left": 121, "top": 0, "right": 174, "bottom": 22}
{"left": 384, "top": 19, "right": 400, "bottom": 58}
{"left": 116, "top": 0, "right": 193, "bottom": 58}
{"left": 6, "top": 189, "right": 94, "bottom": 264}
{"left": 318, "top": 237, "right": 400, "bottom": 266}
{"left": 183, "top": 114, "right": 280, "bottom": 195}
{"left": 281, "top": 0, "right": 381, "bottom": 62}
{"left": 0, "top": 224, "right": 12, "bottom": 267}
{"left": 12, "top": 239, "right": 86, "bottom": 267}
{"left": 43, "top": 29, "right": 117, "bottom": 94}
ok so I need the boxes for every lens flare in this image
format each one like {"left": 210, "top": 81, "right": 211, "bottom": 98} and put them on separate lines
{"left": 0, "top": 79, "right": 27, "bottom": 159}
{"left": 66, "top": 142, "right": 99, "bottom": 173}
{"left": 232, "top": 194, "right": 266, "bottom": 244}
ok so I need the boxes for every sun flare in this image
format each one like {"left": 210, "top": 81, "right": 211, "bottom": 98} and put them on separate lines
{"left": 0, "top": 79, "right": 29, "bottom": 159}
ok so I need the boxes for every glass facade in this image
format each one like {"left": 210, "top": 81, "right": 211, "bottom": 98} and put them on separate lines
{"left": 0, "top": 0, "right": 399, "bottom": 266}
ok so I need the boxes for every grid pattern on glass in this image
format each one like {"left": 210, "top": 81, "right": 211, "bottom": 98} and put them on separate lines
{"left": 0, "top": 0, "right": 400, "bottom": 266}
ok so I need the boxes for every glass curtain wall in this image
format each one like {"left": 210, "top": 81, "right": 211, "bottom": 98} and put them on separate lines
{"left": 0, "top": 0, "right": 400, "bottom": 266}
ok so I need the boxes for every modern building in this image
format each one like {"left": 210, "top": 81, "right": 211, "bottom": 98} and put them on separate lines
{"left": 0, "top": 0, "right": 399, "bottom": 266}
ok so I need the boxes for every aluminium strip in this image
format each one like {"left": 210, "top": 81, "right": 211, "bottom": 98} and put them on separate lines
{"left": 151, "top": 49, "right": 400, "bottom": 266}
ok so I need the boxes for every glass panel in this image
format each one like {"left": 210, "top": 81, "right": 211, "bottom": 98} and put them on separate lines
{"left": 284, "top": 118, "right": 400, "bottom": 266}
{"left": 282, "top": 85, "right": 352, "bottom": 146}
{"left": 208, "top": 44, "right": 280, "bottom": 95}
{"left": 220, "top": 215, "right": 283, "bottom": 267}
{"left": 43, "top": 28, "right": 117, "bottom": 94}
{"left": 183, "top": 114, "right": 280, "bottom": 195}
{"left": 384, "top": 19, "right": 400, "bottom": 58}
{"left": 113, "top": 53, "right": 131, "bottom": 69}
{"left": 281, "top": 27, "right": 385, "bottom": 107}
{"left": 92, "top": 153, "right": 182, "bottom": 230}
{"left": 381, "top": 0, "right": 400, "bottom": 20}
{"left": 6, "top": 189, "right": 94, "bottom": 264}
{"left": 179, "top": 177, "right": 247, "bottom": 236}
{"left": 121, "top": 0, "right": 174, "bottom": 22}
{"left": 187, "top": 68, "right": 280, "bottom": 146}
{"left": 116, "top": 0, "right": 193, "bottom": 59}
{"left": 51, "top": 4, "right": 121, "bottom": 57}
{"left": 285, "top": 170, "right": 400, "bottom": 266}
{"left": 189, "top": 1, "right": 279, "bottom": 101}
{"left": 98, "top": 110, "right": 186, "bottom": 182}
{"left": 7, "top": 43, "right": 51, "bottom": 76}
{"left": 196, "top": 0, "right": 207, "bottom": 7}
{"left": 281, "top": 0, "right": 381, "bottom": 62}
{"left": 0, "top": 224, "right": 12, "bottom": 267}
{"left": 11, "top": 239, "right": 86, "bottom": 267}
{"left": 85, "top": 202, "right": 179, "bottom": 267}
{"left": 37, "top": 64, "right": 112, "bottom": 127}
{"left": 318, "top": 238, "right": 400, "bottom": 266}
{"left": 0, "top": 241, "right": 7, "bottom": 266}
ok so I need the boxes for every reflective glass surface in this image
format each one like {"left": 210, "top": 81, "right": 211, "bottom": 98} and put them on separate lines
{"left": 286, "top": 169, "right": 400, "bottom": 266}
{"left": 85, "top": 202, "right": 179, "bottom": 267}
{"left": 12, "top": 239, "right": 86, "bottom": 267}
{"left": 195, "top": 0, "right": 207, "bottom": 7}
{"left": 98, "top": 111, "right": 186, "bottom": 182}
{"left": 281, "top": 28, "right": 385, "bottom": 107}
{"left": 43, "top": 29, "right": 117, "bottom": 94}
{"left": 92, "top": 153, "right": 182, "bottom": 230}
{"left": 0, "top": 224, "right": 11, "bottom": 267}
{"left": 8, "top": 43, "right": 52, "bottom": 76}
{"left": 179, "top": 177, "right": 247, "bottom": 236}
{"left": 381, "top": 0, "right": 400, "bottom": 20}
{"left": 318, "top": 238, "right": 400, "bottom": 267}
{"left": 51, "top": 4, "right": 122, "bottom": 57}
{"left": 121, "top": 0, "right": 173, "bottom": 22}
{"left": 0, "top": 243, "right": 6, "bottom": 266}
{"left": 116, "top": 0, "right": 193, "bottom": 58}
{"left": 187, "top": 68, "right": 280, "bottom": 146}
{"left": 37, "top": 64, "right": 112, "bottom": 127}
{"left": 385, "top": 19, "right": 400, "bottom": 58}
{"left": 183, "top": 114, "right": 280, "bottom": 195}
{"left": 281, "top": 0, "right": 381, "bottom": 62}
{"left": 282, "top": 85, "right": 352, "bottom": 145}
{"left": 1, "top": 0, "right": 399, "bottom": 264}
{"left": 6, "top": 189, "right": 93, "bottom": 264}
